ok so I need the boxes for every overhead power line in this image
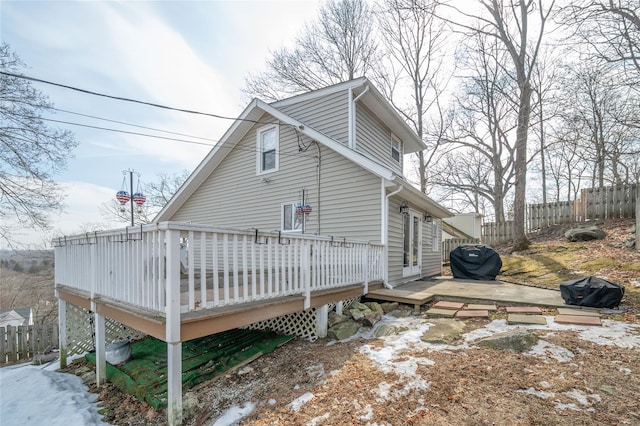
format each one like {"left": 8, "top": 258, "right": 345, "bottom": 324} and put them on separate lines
{"left": 0, "top": 70, "right": 269, "bottom": 124}
{"left": 52, "top": 107, "right": 219, "bottom": 143}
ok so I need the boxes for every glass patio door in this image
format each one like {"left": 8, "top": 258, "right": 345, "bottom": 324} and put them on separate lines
{"left": 403, "top": 210, "right": 421, "bottom": 276}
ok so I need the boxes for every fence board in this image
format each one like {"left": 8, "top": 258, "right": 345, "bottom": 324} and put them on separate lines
{"left": 442, "top": 238, "right": 481, "bottom": 261}
{"left": 526, "top": 184, "right": 636, "bottom": 231}
{"left": 0, "top": 324, "right": 60, "bottom": 364}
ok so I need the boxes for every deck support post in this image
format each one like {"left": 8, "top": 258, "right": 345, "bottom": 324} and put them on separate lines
{"left": 166, "top": 229, "right": 183, "bottom": 426}
{"left": 316, "top": 304, "right": 329, "bottom": 338}
{"left": 335, "top": 301, "right": 343, "bottom": 315}
{"left": 93, "top": 309, "right": 106, "bottom": 385}
{"left": 58, "top": 297, "right": 67, "bottom": 369}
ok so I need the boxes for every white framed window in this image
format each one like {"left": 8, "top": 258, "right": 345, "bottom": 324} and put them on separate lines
{"left": 281, "top": 203, "right": 302, "bottom": 232}
{"left": 391, "top": 134, "right": 402, "bottom": 163}
{"left": 257, "top": 125, "right": 279, "bottom": 174}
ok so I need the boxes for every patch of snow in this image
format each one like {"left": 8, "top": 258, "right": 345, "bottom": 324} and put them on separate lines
{"left": 526, "top": 340, "right": 575, "bottom": 362}
{"left": 0, "top": 362, "right": 109, "bottom": 426}
{"left": 517, "top": 387, "right": 555, "bottom": 399}
{"left": 619, "top": 367, "right": 632, "bottom": 375}
{"left": 306, "top": 363, "right": 324, "bottom": 378}
{"left": 358, "top": 404, "right": 373, "bottom": 420}
{"left": 294, "top": 384, "right": 300, "bottom": 390}
{"left": 210, "top": 402, "right": 256, "bottom": 426}
{"left": 555, "top": 402, "right": 582, "bottom": 411}
{"left": 630, "top": 279, "right": 640, "bottom": 288}
{"left": 578, "top": 320, "right": 640, "bottom": 348}
{"left": 307, "top": 412, "right": 329, "bottom": 426}
{"left": 539, "top": 381, "right": 552, "bottom": 388}
{"left": 288, "top": 392, "right": 314, "bottom": 412}
{"left": 564, "top": 389, "right": 601, "bottom": 406}
{"left": 268, "top": 398, "right": 276, "bottom": 405}
{"left": 375, "top": 382, "right": 392, "bottom": 402}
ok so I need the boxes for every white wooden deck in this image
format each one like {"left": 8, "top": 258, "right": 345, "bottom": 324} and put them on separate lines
{"left": 54, "top": 222, "right": 386, "bottom": 425}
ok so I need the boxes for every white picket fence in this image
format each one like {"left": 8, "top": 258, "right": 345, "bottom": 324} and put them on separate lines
{"left": 54, "top": 222, "right": 384, "bottom": 315}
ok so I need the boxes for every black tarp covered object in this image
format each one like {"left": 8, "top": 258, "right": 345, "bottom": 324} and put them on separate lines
{"left": 559, "top": 276, "right": 624, "bottom": 308}
{"left": 449, "top": 244, "right": 502, "bottom": 280}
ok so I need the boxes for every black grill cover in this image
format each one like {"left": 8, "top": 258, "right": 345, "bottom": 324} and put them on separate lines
{"left": 559, "top": 276, "right": 624, "bottom": 308}
{"left": 450, "top": 244, "right": 502, "bottom": 280}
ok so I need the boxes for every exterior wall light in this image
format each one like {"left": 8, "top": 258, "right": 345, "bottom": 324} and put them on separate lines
{"left": 424, "top": 213, "right": 433, "bottom": 223}
{"left": 399, "top": 202, "right": 409, "bottom": 215}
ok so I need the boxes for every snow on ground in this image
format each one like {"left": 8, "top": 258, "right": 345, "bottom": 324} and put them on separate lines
{"left": 0, "top": 360, "right": 109, "bottom": 426}
{"left": 2, "top": 314, "right": 639, "bottom": 426}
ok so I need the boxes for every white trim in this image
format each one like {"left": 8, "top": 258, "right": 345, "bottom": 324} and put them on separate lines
{"left": 271, "top": 77, "right": 367, "bottom": 108}
{"left": 281, "top": 202, "right": 303, "bottom": 233}
{"left": 256, "top": 124, "right": 279, "bottom": 175}
{"left": 391, "top": 134, "right": 402, "bottom": 165}
{"left": 402, "top": 209, "right": 422, "bottom": 277}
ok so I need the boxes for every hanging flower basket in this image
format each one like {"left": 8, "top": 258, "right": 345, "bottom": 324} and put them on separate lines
{"left": 133, "top": 193, "right": 146, "bottom": 206}
{"left": 116, "top": 190, "right": 131, "bottom": 205}
{"left": 303, "top": 205, "right": 312, "bottom": 215}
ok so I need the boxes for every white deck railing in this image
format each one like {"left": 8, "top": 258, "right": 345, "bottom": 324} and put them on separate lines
{"left": 54, "top": 222, "right": 384, "bottom": 315}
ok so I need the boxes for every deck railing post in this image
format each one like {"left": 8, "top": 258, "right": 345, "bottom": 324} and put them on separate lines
{"left": 165, "top": 228, "right": 182, "bottom": 426}
{"left": 302, "top": 243, "right": 311, "bottom": 310}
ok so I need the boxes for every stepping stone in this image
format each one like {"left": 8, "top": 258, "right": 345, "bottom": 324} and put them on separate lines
{"left": 506, "top": 306, "right": 543, "bottom": 314}
{"left": 507, "top": 314, "right": 547, "bottom": 325}
{"left": 456, "top": 310, "right": 489, "bottom": 318}
{"left": 557, "top": 308, "right": 600, "bottom": 317}
{"left": 555, "top": 314, "right": 602, "bottom": 326}
{"left": 432, "top": 301, "right": 465, "bottom": 310}
{"left": 466, "top": 304, "right": 497, "bottom": 311}
{"left": 424, "top": 308, "right": 457, "bottom": 318}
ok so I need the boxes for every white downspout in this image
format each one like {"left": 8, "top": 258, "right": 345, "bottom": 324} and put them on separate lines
{"left": 348, "top": 87, "right": 354, "bottom": 149}
{"left": 382, "top": 178, "right": 403, "bottom": 288}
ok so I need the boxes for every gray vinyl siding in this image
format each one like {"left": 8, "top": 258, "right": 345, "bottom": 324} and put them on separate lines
{"left": 387, "top": 198, "right": 405, "bottom": 285}
{"left": 277, "top": 91, "right": 349, "bottom": 145}
{"left": 170, "top": 112, "right": 382, "bottom": 243}
{"left": 355, "top": 104, "right": 403, "bottom": 175}
{"left": 422, "top": 221, "right": 442, "bottom": 277}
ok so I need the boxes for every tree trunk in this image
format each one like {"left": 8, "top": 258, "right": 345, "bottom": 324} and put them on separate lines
{"left": 512, "top": 84, "right": 532, "bottom": 251}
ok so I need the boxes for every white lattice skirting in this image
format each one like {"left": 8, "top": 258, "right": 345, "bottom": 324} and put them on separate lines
{"left": 65, "top": 303, "right": 146, "bottom": 357}
{"left": 248, "top": 296, "right": 360, "bottom": 341}
{"left": 65, "top": 296, "right": 360, "bottom": 353}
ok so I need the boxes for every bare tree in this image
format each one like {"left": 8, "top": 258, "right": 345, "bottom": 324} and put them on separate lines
{"left": 100, "top": 169, "right": 189, "bottom": 225}
{"left": 434, "top": 32, "right": 518, "bottom": 223}
{"left": 563, "top": 1, "right": 640, "bottom": 90}
{"left": 442, "top": 0, "right": 555, "bottom": 250}
{"left": 244, "top": 0, "right": 378, "bottom": 101}
{"left": 375, "top": 0, "right": 450, "bottom": 194}
{"left": 0, "top": 43, "right": 78, "bottom": 247}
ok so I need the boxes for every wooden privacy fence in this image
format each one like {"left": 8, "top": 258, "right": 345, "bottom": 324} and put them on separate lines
{"left": 0, "top": 323, "right": 59, "bottom": 364}
{"left": 481, "top": 221, "right": 514, "bottom": 246}
{"left": 528, "top": 184, "right": 637, "bottom": 230}
{"left": 442, "top": 238, "right": 481, "bottom": 261}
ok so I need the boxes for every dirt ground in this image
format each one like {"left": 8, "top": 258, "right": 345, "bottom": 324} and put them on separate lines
{"left": 65, "top": 220, "right": 640, "bottom": 425}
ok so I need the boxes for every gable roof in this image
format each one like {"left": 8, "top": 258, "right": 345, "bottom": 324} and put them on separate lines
{"left": 272, "top": 78, "right": 425, "bottom": 153}
{"left": 155, "top": 79, "right": 448, "bottom": 222}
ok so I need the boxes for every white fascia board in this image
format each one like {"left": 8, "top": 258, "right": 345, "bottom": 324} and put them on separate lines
{"left": 271, "top": 77, "right": 367, "bottom": 108}
{"left": 390, "top": 178, "right": 454, "bottom": 219}
{"left": 154, "top": 100, "right": 263, "bottom": 222}
{"left": 256, "top": 100, "right": 396, "bottom": 181}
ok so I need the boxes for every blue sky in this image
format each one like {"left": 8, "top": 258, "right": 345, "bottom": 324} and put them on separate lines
{"left": 2, "top": 0, "right": 321, "bottom": 247}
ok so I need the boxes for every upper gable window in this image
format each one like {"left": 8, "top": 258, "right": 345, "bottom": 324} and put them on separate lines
{"left": 391, "top": 135, "right": 403, "bottom": 163}
{"left": 257, "top": 125, "right": 279, "bottom": 174}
